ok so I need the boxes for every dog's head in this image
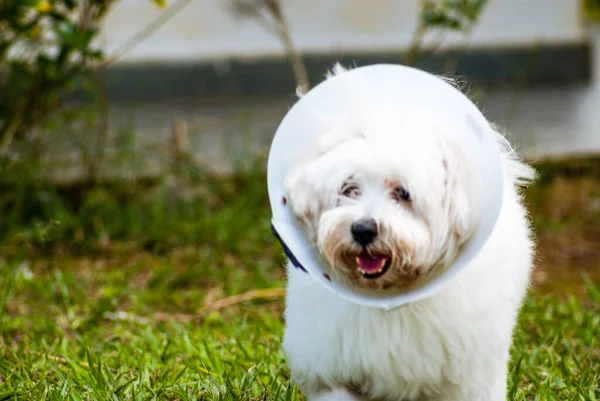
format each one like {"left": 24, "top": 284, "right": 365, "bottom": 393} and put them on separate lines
{"left": 283, "top": 119, "right": 478, "bottom": 292}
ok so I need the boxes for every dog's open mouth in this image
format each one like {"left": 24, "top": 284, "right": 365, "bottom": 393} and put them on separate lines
{"left": 356, "top": 251, "right": 391, "bottom": 279}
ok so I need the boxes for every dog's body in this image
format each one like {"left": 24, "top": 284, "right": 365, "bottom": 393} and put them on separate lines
{"left": 281, "top": 66, "right": 535, "bottom": 401}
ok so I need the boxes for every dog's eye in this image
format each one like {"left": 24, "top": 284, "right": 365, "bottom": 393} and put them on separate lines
{"left": 392, "top": 186, "right": 411, "bottom": 202}
{"left": 341, "top": 184, "right": 361, "bottom": 199}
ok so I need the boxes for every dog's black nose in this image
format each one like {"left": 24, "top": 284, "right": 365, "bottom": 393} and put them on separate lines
{"left": 351, "top": 218, "right": 378, "bottom": 246}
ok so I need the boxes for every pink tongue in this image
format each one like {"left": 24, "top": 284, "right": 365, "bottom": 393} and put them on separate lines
{"left": 358, "top": 254, "right": 386, "bottom": 273}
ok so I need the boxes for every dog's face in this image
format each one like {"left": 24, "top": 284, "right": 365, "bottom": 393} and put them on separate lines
{"left": 284, "top": 128, "right": 477, "bottom": 291}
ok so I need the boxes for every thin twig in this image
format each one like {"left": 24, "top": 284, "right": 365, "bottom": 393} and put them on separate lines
{"left": 230, "top": 0, "right": 309, "bottom": 92}
{"left": 102, "top": 0, "right": 193, "bottom": 66}
{"left": 102, "top": 288, "right": 286, "bottom": 324}
{"left": 268, "top": 0, "right": 309, "bottom": 92}
{"left": 198, "top": 287, "right": 286, "bottom": 314}
{"left": 0, "top": 101, "right": 26, "bottom": 158}
{"left": 24, "top": 349, "right": 92, "bottom": 368}
{"left": 404, "top": 21, "right": 428, "bottom": 66}
{"left": 275, "top": 19, "right": 309, "bottom": 93}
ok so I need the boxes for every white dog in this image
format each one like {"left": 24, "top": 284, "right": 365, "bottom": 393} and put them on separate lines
{"left": 282, "top": 65, "right": 536, "bottom": 401}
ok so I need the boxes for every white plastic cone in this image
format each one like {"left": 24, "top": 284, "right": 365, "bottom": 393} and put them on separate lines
{"left": 267, "top": 64, "right": 504, "bottom": 310}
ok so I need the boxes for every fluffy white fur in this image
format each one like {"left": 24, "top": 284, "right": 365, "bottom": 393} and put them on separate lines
{"left": 282, "top": 65, "right": 536, "bottom": 401}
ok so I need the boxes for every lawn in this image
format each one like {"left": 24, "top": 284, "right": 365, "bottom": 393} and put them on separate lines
{"left": 0, "top": 159, "right": 599, "bottom": 400}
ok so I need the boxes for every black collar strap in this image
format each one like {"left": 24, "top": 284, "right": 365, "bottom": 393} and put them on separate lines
{"left": 271, "top": 223, "right": 308, "bottom": 273}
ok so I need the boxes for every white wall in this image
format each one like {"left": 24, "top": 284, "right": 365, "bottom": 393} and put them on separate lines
{"left": 102, "top": 0, "right": 585, "bottom": 64}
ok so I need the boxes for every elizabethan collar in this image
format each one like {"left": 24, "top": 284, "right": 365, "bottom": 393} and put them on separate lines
{"left": 267, "top": 64, "right": 504, "bottom": 311}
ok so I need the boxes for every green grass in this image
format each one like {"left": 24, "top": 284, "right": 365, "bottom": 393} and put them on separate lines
{"left": 0, "top": 163, "right": 599, "bottom": 400}
{"left": 0, "top": 254, "right": 598, "bottom": 400}
{"left": 0, "top": 240, "right": 294, "bottom": 400}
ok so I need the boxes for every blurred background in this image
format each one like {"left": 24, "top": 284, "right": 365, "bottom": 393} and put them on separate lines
{"left": 1, "top": 0, "right": 599, "bottom": 292}
{"left": 0, "top": 1, "right": 599, "bottom": 398}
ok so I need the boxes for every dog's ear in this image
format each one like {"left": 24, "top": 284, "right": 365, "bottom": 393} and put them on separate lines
{"left": 440, "top": 139, "right": 477, "bottom": 243}
{"left": 284, "top": 158, "right": 326, "bottom": 230}
{"left": 284, "top": 127, "right": 360, "bottom": 225}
